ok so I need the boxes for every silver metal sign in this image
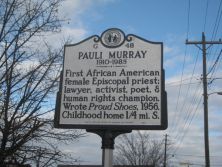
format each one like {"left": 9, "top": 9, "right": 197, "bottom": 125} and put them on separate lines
{"left": 54, "top": 28, "right": 167, "bottom": 130}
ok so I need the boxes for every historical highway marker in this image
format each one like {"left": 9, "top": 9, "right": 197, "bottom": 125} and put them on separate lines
{"left": 54, "top": 28, "right": 167, "bottom": 130}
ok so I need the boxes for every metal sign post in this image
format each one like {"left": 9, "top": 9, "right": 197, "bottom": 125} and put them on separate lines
{"left": 87, "top": 130, "right": 131, "bottom": 167}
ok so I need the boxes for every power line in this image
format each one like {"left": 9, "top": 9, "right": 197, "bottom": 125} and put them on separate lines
{"left": 186, "top": 32, "right": 222, "bottom": 167}
{"left": 173, "top": 83, "right": 202, "bottom": 141}
{"left": 171, "top": 90, "right": 202, "bottom": 155}
{"left": 171, "top": 153, "right": 222, "bottom": 158}
{"left": 169, "top": 79, "right": 202, "bottom": 150}
{"left": 207, "top": 0, "right": 222, "bottom": 73}
{"left": 203, "top": 0, "right": 209, "bottom": 32}
{"left": 166, "top": 81, "right": 201, "bottom": 87}
{"left": 207, "top": 49, "right": 222, "bottom": 76}
{"left": 169, "top": 47, "right": 202, "bottom": 141}
{"left": 172, "top": 49, "right": 201, "bottom": 137}
{"left": 211, "top": 0, "right": 222, "bottom": 41}
{"left": 170, "top": 78, "right": 203, "bottom": 149}
{"left": 166, "top": 76, "right": 199, "bottom": 85}
{"left": 169, "top": 2, "right": 222, "bottom": 166}
{"left": 169, "top": 0, "right": 191, "bottom": 134}
{"left": 187, "top": 0, "right": 191, "bottom": 39}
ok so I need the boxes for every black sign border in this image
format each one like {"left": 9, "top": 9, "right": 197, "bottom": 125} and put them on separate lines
{"left": 54, "top": 28, "right": 168, "bottom": 130}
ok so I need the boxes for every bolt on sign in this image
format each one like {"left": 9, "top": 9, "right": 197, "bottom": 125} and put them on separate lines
{"left": 54, "top": 28, "right": 167, "bottom": 130}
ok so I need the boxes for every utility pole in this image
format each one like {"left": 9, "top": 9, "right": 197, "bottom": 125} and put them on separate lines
{"left": 164, "top": 134, "right": 168, "bottom": 167}
{"left": 186, "top": 32, "right": 222, "bottom": 167}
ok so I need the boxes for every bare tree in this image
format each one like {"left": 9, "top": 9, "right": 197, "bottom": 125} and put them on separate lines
{"left": 0, "top": 0, "right": 85, "bottom": 166}
{"left": 114, "top": 131, "right": 171, "bottom": 167}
